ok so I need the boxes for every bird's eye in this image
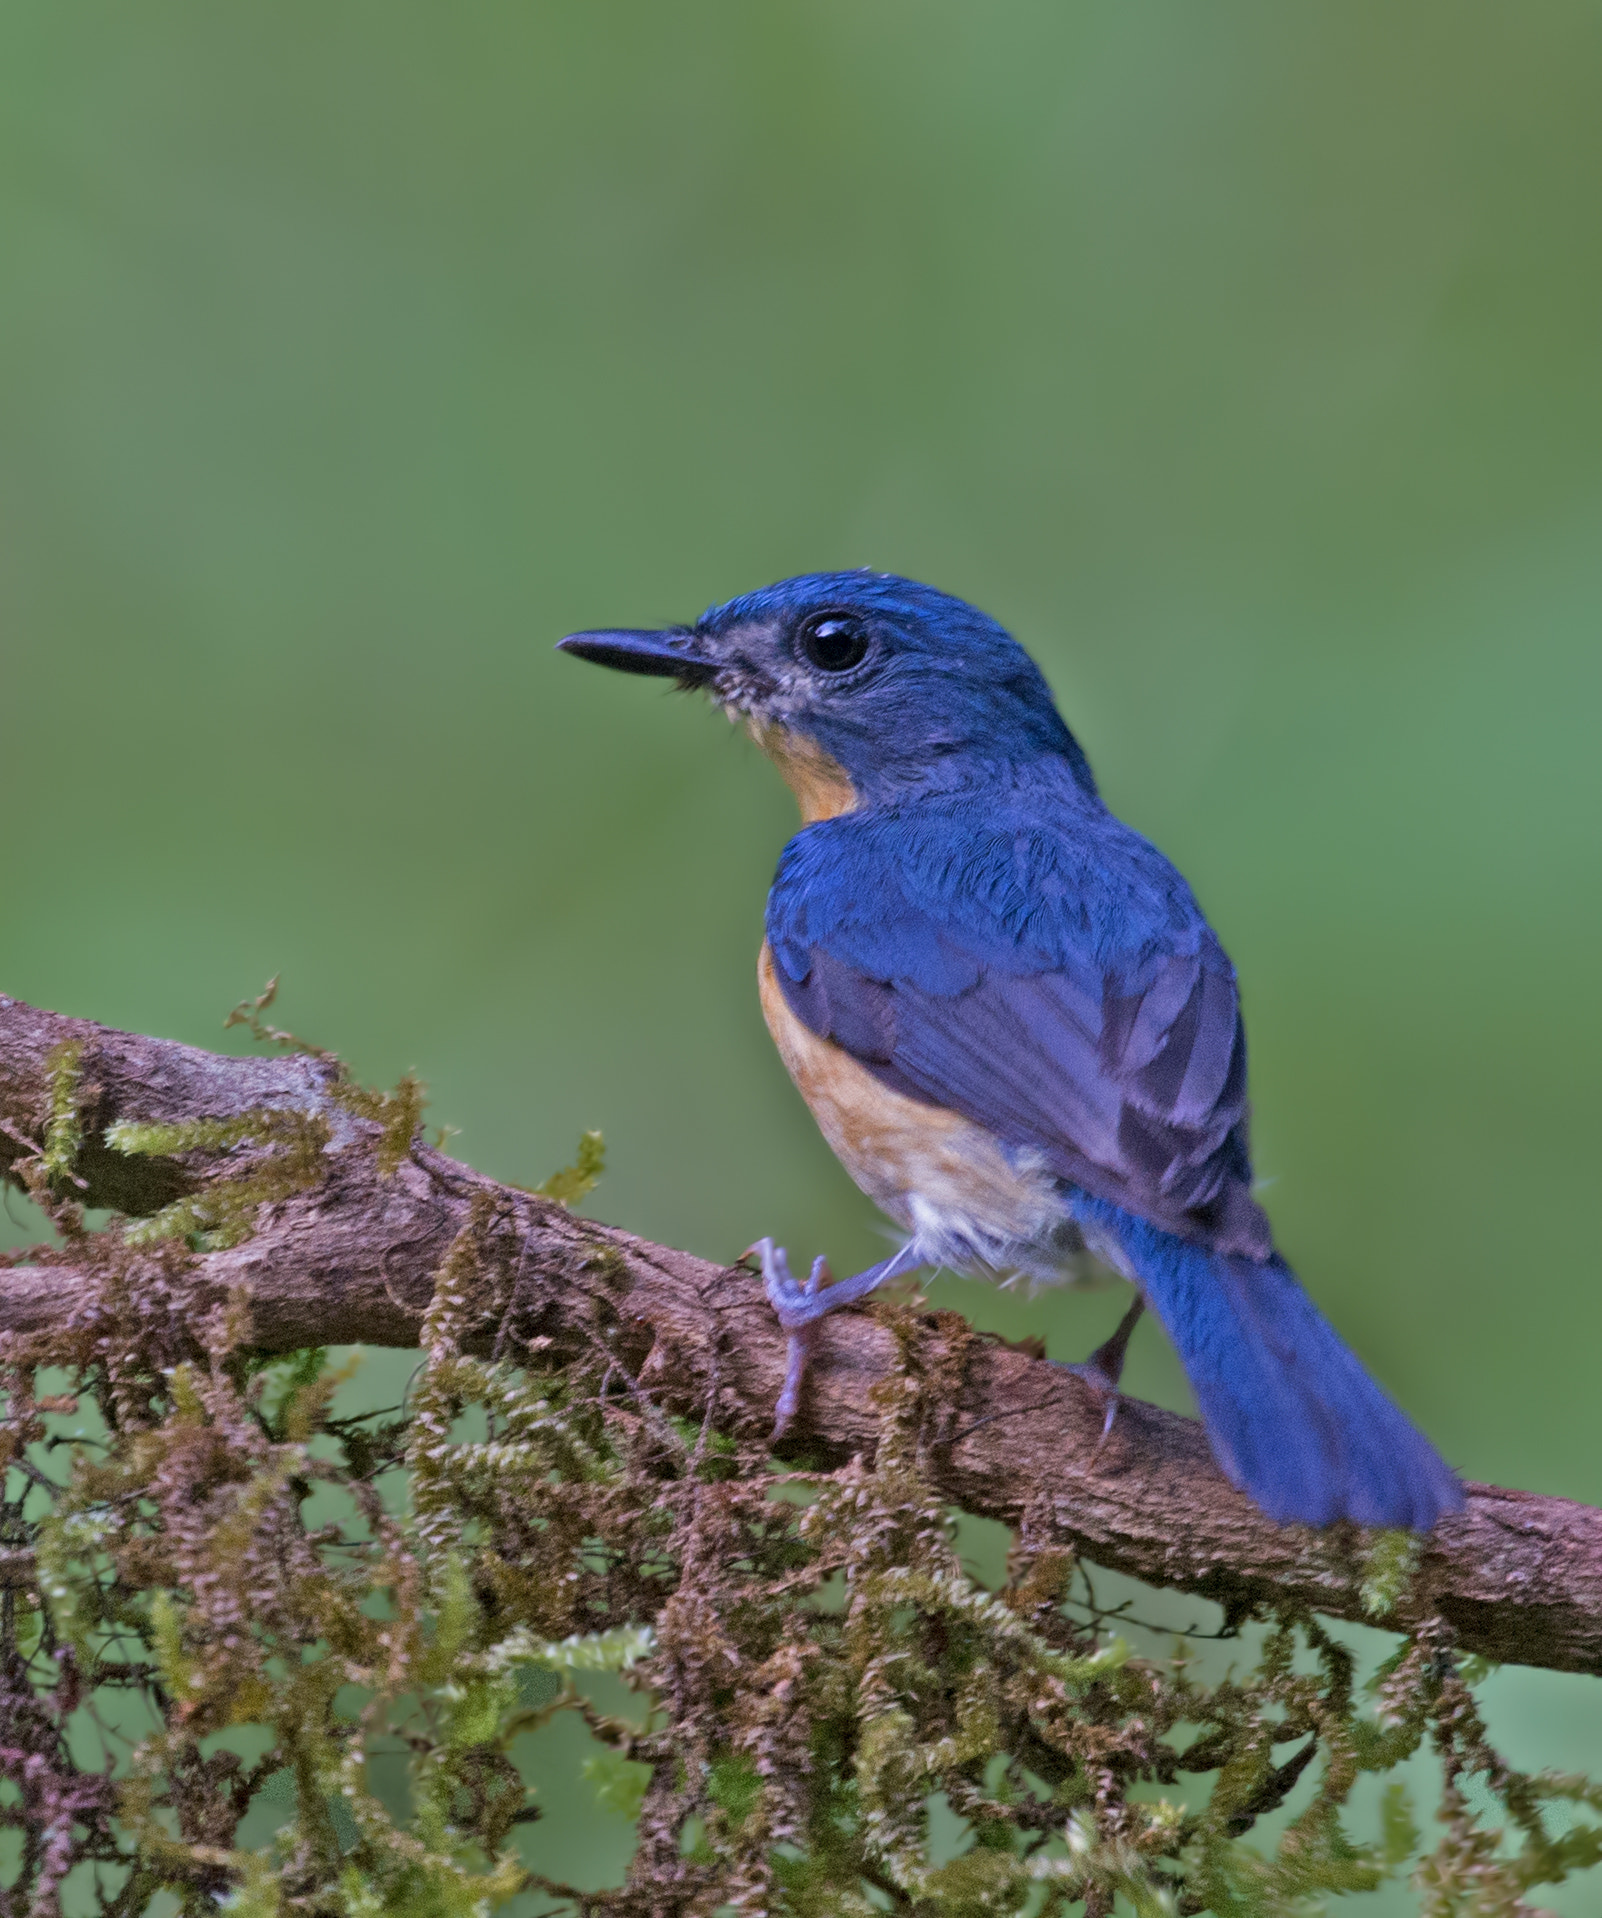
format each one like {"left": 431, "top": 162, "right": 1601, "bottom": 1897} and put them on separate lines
{"left": 797, "top": 612, "right": 871, "bottom": 674}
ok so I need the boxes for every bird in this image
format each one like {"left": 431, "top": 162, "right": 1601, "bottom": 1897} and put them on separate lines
{"left": 557, "top": 571, "right": 1464, "bottom": 1530}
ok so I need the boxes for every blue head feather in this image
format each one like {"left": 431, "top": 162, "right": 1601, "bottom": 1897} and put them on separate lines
{"left": 693, "top": 571, "right": 1099, "bottom": 802}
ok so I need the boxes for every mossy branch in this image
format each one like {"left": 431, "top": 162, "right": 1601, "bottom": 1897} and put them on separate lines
{"left": 1, "top": 990, "right": 1601, "bottom": 1911}
{"left": 1, "top": 988, "right": 1599, "bottom": 1688}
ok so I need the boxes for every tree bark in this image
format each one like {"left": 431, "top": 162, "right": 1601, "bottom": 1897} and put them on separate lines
{"left": 2, "top": 992, "right": 1597, "bottom": 1676}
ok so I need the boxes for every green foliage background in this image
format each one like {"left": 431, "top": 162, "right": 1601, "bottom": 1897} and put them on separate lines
{"left": 1, "top": 2, "right": 1599, "bottom": 1906}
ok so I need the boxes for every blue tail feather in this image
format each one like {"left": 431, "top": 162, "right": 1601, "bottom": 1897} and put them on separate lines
{"left": 1069, "top": 1194, "right": 1464, "bottom": 1530}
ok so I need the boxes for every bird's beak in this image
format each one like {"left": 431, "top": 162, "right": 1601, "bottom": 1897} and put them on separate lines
{"left": 556, "top": 626, "right": 718, "bottom": 685}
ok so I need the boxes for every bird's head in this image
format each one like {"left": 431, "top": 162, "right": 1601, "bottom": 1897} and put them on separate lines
{"left": 557, "top": 570, "right": 1094, "bottom": 820}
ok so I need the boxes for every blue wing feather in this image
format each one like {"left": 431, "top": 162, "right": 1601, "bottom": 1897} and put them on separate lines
{"left": 767, "top": 778, "right": 1269, "bottom": 1257}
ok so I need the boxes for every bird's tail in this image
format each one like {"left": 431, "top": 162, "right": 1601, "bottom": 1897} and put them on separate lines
{"left": 1069, "top": 1194, "right": 1464, "bottom": 1529}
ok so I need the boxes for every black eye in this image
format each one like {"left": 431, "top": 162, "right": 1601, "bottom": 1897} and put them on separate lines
{"left": 797, "top": 612, "right": 871, "bottom": 674}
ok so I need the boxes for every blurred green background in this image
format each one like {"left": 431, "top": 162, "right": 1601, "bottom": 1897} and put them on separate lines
{"left": 2, "top": 1, "right": 1600, "bottom": 1904}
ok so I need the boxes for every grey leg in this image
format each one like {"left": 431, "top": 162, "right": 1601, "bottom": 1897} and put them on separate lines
{"left": 750, "top": 1237, "right": 927, "bottom": 1438}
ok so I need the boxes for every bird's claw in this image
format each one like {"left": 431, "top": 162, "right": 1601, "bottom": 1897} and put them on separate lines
{"left": 746, "top": 1235, "right": 924, "bottom": 1441}
{"left": 749, "top": 1237, "right": 835, "bottom": 1329}
{"left": 1060, "top": 1359, "right": 1125, "bottom": 1459}
{"left": 1057, "top": 1293, "right": 1146, "bottom": 1464}
{"left": 746, "top": 1238, "right": 822, "bottom": 1438}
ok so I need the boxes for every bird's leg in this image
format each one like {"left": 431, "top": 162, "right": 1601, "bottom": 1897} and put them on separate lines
{"left": 750, "top": 1236, "right": 926, "bottom": 1439}
{"left": 1058, "top": 1292, "right": 1145, "bottom": 1456}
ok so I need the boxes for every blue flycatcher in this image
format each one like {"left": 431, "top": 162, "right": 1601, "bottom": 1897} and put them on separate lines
{"left": 559, "top": 571, "right": 1463, "bottom": 1530}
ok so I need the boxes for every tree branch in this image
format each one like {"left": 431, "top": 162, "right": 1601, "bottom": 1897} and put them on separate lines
{"left": 2, "top": 992, "right": 1597, "bottom": 1676}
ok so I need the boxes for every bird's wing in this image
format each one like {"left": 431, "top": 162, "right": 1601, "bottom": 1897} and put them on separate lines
{"left": 766, "top": 799, "right": 1270, "bottom": 1256}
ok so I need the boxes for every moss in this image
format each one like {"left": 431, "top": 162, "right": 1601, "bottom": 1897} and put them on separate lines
{"left": 1359, "top": 1528, "right": 1422, "bottom": 1620}
{"left": 41, "top": 1037, "right": 86, "bottom": 1183}
{"left": 225, "top": 975, "right": 426, "bottom": 1175}
{"left": 534, "top": 1129, "right": 606, "bottom": 1208}
{"left": 331, "top": 1074, "right": 427, "bottom": 1178}
{"left": 108, "top": 1106, "right": 331, "bottom": 1249}
{"left": 222, "top": 974, "right": 337, "bottom": 1063}
{"left": 0, "top": 1040, "right": 1597, "bottom": 1914}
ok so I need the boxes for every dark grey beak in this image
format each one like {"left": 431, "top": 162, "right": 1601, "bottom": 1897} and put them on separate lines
{"left": 556, "top": 627, "right": 717, "bottom": 685}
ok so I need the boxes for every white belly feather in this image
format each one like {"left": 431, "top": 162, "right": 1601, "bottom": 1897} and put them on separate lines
{"left": 757, "top": 943, "right": 1086, "bottom": 1284}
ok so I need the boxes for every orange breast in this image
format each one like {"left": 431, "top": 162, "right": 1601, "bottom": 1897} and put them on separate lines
{"left": 746, "top": 719, "right": 858, "bottom": 823}
{"left": 757, "top": 942, "right": 1067, "bottom": 1261}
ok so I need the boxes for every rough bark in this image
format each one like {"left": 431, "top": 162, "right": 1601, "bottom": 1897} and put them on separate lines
{"left": 2, "top": 991, "right": 1597, "bottom": 1677}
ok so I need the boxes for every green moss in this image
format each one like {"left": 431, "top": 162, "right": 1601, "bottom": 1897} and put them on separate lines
{"left": 225, "top": 976, "right": 428, "bottom": 1175}
{"left": 1360, "top": 1528, "right": 1422, "bottom": 1619}
{"left": 1, "top": 1037, "right": 1597, "bottom": 1914}
{"left": 533, "top": 1128, "right": 606, "bottom": 1208}
{"left": 41, "top": 1036, "right": 85, "bottom": 1183}
{"left": 222, "top": 973, "right": 337, "bottom": 1062}
{"left": 332, "top": 1073, "right": 427, "bottom": 1178}
{"left": 108, "top": 1105, "right": 331, "bottom": 1248}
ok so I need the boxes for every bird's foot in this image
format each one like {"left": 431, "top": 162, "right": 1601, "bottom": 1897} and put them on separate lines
{"left": 1057, "top": 1294, "right": 1146, "bottom": 1460}
{"left": 754, "top": 1238, "right": 839, "bottom": 1331}
{"left": 752, "top": 1239, "right": 833, "bottom": 1438}
{"left": 748, "top": 1236, "right": 923, "bottom": 1439}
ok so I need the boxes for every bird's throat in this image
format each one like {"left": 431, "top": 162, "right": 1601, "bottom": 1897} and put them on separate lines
{"left": 746, "top": 719, "right": 858, "bottom": 822}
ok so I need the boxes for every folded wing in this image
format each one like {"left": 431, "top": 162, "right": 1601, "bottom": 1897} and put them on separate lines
{"left": 766, "top": 800, "right": 1271, "bottom": 1259}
